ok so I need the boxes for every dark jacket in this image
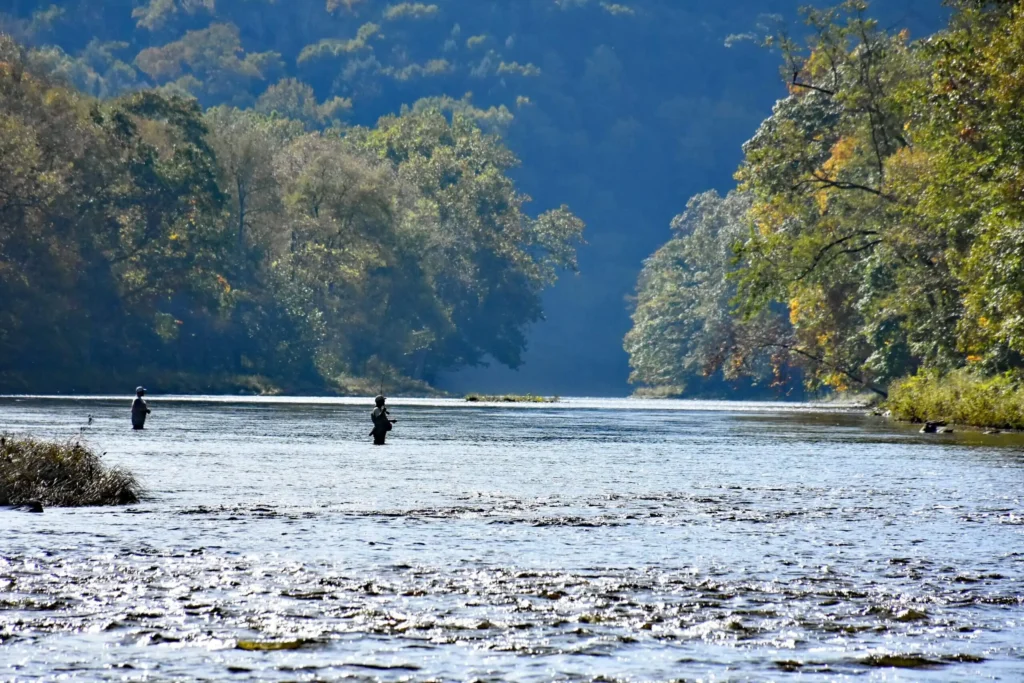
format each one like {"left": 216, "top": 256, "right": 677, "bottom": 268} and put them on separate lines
{"left": 371, "top": 406, "right": 392, "bottom": 433}
{"left": 131, "top": 397, "right": 150, "bottom": 427}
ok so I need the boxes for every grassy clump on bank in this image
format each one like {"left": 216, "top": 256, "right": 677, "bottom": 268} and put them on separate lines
{"left": 465, "top": 394, "right": 559, "bottom": 403}
{"left": 887, "top": 370, "right": 1024, "bottom": 430}
{"left": 0, "top": 435, "right": 143, "bottom": 507}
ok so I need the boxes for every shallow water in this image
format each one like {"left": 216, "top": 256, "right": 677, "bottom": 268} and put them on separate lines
{"left": 2, "top": 396, "right": 1023, "bottom": 681}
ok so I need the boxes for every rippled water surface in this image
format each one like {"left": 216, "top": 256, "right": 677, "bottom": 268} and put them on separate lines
{"left": 2, "top": 396, "right": 1023, "bottom": 681}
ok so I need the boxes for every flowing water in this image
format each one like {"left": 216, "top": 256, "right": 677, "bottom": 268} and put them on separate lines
{"left": 2, "top": 396, "right": 1023, "bottom": 681}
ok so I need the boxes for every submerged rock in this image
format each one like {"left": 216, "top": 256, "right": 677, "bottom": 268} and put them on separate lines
{"left": 860, "top": 653, "right": 947, "bottom": 669}
{"left": 236, "top": 639, "right": 312, "bottom": 651}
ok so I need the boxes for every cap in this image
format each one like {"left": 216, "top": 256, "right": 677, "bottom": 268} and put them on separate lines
{"left": 136, "top": 386, "right": 146, "bottom": 394}
{"left": 374, "top": 395, "right": 386, "bottom": 405}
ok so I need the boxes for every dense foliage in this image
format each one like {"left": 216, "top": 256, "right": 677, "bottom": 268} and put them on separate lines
{"left": 627, "top": 0, "right": 1024, "bottom": 401}
{"left": 624, "top": 190, "right": 799, "bottom": 397}
{"left": 0, "top": 36, "right": 582, "bottom": 392}
{"left": 1, "top": 0, "right": 937, "bottom": 394}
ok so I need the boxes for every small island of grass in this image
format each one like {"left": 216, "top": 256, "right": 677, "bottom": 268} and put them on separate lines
{"left": 1, "top": 435, "right": 143, "bottom": 508}
{"left": 465, "top": 394, "right": 560, "bottom": 403}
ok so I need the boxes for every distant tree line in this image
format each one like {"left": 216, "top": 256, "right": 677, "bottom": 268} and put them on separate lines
{"left": 627, "top": 0, "right": 1024, "bottom": 398}
{"left": 0, "top": 36, "right": 583, "bottom": 392}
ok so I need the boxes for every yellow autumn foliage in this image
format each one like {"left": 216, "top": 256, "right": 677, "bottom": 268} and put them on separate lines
{"left": 822, "top": 136, "right": 857, "bottom": 177}
{"left": 789, "top": 297, "right": 802, "bottom": 326}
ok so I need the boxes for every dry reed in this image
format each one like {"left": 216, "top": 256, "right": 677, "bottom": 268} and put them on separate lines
{"left": 0, "top": 434, "right": 143, "bottom": 507}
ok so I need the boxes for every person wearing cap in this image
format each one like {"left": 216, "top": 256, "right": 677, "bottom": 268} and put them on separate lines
{"left": 131, "top": 386, "right": 151, "bottom": 430}
{"left": 369, "top": 395, "right": 396, "bottom": 445}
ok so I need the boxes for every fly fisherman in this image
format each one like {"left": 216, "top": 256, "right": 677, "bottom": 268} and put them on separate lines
{"left": 370, "top": 395, "right": 397, "bottom": 445}
{"left": 131, "top": 386, "right": 151, "bottom": 430}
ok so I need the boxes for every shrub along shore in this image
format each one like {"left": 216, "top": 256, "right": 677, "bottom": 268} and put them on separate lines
{"left": 885, "top": 370, "right": 1024, "bottom": 431}
{"left": 0, "top": 435, "right": 143, "bottom": 507}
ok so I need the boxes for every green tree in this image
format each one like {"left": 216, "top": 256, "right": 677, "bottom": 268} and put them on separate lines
{"left": 892, "top": 1, "right": 1024, "bottom": 370}
{"left": 0, "top": 37, "right": 233, "bottom": 388}
{"left": 359, "top": 109, "right": 585, "bottom": 373}
{"left": 625, "top": 191, "right": 795, "bottom": 396}
{"left": 731, "top": 3, "right": 927, "bottom": 395}
{"left": 205, "top": 106, "right": 301, "bottom": 251}
{"left": 135, "top": 23, "right": 283, "bottom": 106}
{"left": 254, "top": 78, "right": 352, "bottom": 130}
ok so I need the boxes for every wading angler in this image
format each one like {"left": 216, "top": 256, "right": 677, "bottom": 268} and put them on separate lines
{"left": 370, "top": 395, "right": 397, "bottom": 445}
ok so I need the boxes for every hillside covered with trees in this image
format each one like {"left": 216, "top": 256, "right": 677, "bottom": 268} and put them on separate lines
{"left": 0, "top": 0, "right": 942, "bottom": 395}
{"left": 0, "top": 34, "right": 583, "bottom": 393}
{"left": 626, "top": 0, "right": 1024, "bottom": 416}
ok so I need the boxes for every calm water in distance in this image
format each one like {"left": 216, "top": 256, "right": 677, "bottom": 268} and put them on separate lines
{"left": 2, "top": 396, "right": 1023, "bottom": 681}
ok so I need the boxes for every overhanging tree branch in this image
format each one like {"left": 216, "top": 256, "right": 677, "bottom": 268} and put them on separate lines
{"left": 759, "top": 339, "right": 888, "bottom": 398}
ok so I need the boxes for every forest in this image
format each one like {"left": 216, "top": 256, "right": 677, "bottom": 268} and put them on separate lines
{"left": 0, "top": 31, "right": 583, "bottom": 393}
{"left": 2, "top": 0, "right": 991, "bottom": 401}
{"left": 0, "top": 0, "right": 942, "bottom": 395}
{"left": 626, "top": 0, "right": 1024, "bottom": 420}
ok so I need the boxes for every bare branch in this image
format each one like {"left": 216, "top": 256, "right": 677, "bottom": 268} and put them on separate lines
{"left": 790, "top": 230, "right": 880, "bottom": 282}
{"left": 791, "top": 71, "right": 836, "bottom": 95}
{"left": 806, "top": 172, "right": 898, "bottom": 201}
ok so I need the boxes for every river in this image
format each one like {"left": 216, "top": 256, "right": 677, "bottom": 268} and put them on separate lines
{"left": 2, "top": 396, "right": 1022, "bottom": 681}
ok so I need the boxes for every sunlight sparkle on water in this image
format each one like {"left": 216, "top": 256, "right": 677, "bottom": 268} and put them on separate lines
{"left": 1, "top": 397, "right": 1022, "bottom": 681}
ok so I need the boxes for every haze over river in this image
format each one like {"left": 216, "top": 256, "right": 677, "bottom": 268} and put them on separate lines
{"left": 2, "top": 397, "right": 1023, "bottom": 681}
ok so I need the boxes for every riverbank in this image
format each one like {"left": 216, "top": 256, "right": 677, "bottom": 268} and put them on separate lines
{"left": 0, "top": 370, "right": 450, "bottom": 399}
{"left": 0, "top": 435, "right": 143, "bottom": 507}
{"left": 886, "top": 370, "right": 1024, "bottom": 430}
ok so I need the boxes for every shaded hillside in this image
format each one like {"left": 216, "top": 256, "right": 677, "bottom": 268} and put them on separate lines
{"left": 0, "top": 35, "right": 582, "bottom": 394}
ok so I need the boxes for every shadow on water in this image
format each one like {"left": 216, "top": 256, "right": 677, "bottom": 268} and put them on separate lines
{"left": 735, "top": 410, "right": 1024, "bottom": 454}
